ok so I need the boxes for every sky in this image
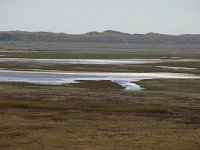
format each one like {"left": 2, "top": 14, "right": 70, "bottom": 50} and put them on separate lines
{"left": 0, "top": 0, "right": 200, "bottom": 34}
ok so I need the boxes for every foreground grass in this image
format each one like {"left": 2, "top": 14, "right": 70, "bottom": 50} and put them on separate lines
{"left": 0, "top": 79, "right": 200, "bottom": 150}
{"left": 0, "top": 100, "right": 171, "bottom": 114}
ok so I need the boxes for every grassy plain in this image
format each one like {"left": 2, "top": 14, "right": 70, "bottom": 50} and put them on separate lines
{"left": 0, "top": 79, "right": 200, "bottom": 150}
{"left": 0, "top": 42, "right": 200, "bottom": 150}
{"left": 0, "top": 41, "right": 200, "bottom": 59}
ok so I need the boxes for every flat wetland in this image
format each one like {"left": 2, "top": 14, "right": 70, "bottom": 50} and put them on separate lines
{"left": 0, "top": 42, "right": 200, "bottom": 150}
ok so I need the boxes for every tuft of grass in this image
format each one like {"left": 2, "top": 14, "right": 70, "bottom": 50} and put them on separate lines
{"left": 183, "top": 117, "right": 200, "bottom": 125}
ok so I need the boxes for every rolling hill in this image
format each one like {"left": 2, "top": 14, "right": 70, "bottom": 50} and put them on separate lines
{"left": 0, "top": 30, "right": 200, "bottom": 44}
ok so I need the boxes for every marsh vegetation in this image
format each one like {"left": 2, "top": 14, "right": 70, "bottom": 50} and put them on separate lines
{"left": 0, "top": 42, "right": 200, "bottom": 150}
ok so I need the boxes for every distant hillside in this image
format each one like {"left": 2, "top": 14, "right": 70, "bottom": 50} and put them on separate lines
{"left": 0, "top": 30, "right": 200, "bottom": 44}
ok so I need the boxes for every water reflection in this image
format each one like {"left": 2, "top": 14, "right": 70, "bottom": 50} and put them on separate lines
{"left": 0, "top": 70, "right": 199, "bottom": 91}
{"left": 0, "top": 58, "right": 199, "bottom": 65}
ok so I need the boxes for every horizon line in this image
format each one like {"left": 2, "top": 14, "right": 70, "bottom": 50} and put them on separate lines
{"left": 0, "top": 30, "right": 200, "bottom": 36}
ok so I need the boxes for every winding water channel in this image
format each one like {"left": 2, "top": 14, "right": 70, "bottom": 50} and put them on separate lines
{"left": 0, "top": 70, "right": 199, "bottom": 91}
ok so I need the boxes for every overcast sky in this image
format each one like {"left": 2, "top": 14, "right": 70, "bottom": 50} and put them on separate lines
{"left": 0, "top": 0, "right": 199, "bottom": 34}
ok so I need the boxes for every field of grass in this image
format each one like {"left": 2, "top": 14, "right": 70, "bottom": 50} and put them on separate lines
{"left": 0, "top": 61, "right": 199, "bottom": 75}
{"left": 0, "top": 79, "right": 200, "bottom": 150}
{"left": 0, "top": 42, "right": 200, "bottom": 75}
{"left": 1, "top": 41, "right": 200, "bottom": 59}
{"left": 0, "top": 42, "right": 200, "bottom": 149}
